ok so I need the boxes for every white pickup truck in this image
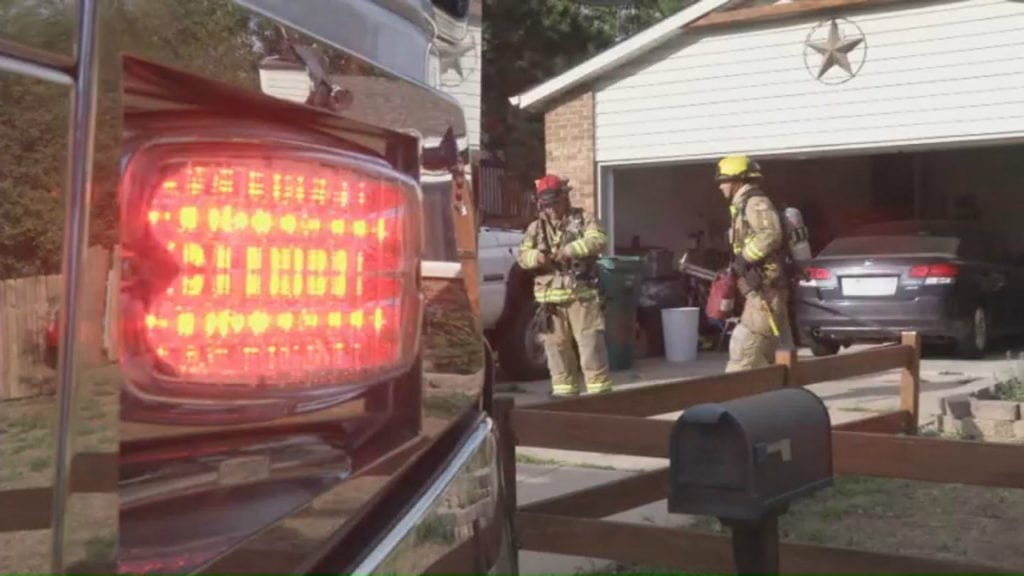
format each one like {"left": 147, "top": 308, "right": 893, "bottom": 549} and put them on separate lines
{"left": 478, "top": 226, "right": 548, "bottom": 381}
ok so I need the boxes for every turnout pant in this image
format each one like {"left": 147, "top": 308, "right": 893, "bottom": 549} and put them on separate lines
{"left": 726, "top": 288, "right": 792, "bottom": 373}
{"left": 542, "top": 298, "right": 612, "bottom": 396}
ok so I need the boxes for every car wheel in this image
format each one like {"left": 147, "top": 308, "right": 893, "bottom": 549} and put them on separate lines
{"left": 956, "top": 306, "right": 989, "bottom": 359}
{"left": 498, "top": 300, "right": 549, "bottom": 381}
{"left": 810, "top": 338, "right": 840, "bottom": 357}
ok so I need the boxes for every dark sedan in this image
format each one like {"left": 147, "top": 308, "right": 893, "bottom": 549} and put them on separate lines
{"left": 795, "top": 221, "right": 1024, "bottom": 358}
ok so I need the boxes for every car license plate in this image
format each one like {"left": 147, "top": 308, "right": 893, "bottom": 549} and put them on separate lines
{"left": 841, "top": 277, "right": 898, "bottom": 297}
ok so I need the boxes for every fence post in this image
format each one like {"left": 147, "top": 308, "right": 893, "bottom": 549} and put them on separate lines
{"left": 900, "top": 332, "right": 922, "bottom": 435}
{"left": 775, "top": 348, "right": 798, "bottom": 387}
{"left": 493, "top": 396, "right": 519, "bottom": 558}
{"left": 103, "top": 246, "right": 122, "bottom": 361}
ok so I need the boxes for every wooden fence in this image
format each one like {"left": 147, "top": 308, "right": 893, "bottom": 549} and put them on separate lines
{"left": 0, "top": 272, "right": 62, "bottom": 400}
{"left": 492, "top": 332, "right": 1024, "bottom": 574}
{"left": 476, "top": 162, "right": 534, "bottom": 222}
{"left": 0, "top": 245, "right": 116, "bottom": 400}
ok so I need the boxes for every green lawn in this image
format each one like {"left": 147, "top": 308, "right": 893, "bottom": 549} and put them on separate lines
{"left": 0, "top": 364, "right": 120, "bottom": 572}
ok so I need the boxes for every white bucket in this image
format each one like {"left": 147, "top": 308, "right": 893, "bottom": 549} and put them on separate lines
{"left": 661, "top": 307, "right": 700, "bottom": 363}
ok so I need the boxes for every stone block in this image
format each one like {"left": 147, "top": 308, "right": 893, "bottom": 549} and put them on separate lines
{"left": 455, "top": 524, "right": 474, "bottom": 540}
{"left": 961, "top": 417, "right": 1016, "bottom": 441}
{"left": 942, "top": 395, "right": 972, "bottom": 419}
{"left": 936, "top": 414, "right": 955, "bottom": 433}
{"left": 1013, "top": 420, "right": 1024, "bottom": 439}
{"left": 969, "top": 399, "right": 1020, "bottom": 421}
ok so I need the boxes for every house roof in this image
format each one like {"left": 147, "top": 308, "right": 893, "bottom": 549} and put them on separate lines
{"left": 510, "top": 0, "right": 912, "bottom": 112}
{"left": 508, "top": 0, "right": 731, "bottom": 112}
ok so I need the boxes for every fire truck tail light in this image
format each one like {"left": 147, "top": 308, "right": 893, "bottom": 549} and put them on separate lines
{"left": 119, "top": 144, "right": 421, "bottom": 394}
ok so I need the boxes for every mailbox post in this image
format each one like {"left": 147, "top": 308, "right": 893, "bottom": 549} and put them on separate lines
{"left": 728, "top": 516, "right": 780, "bottom": 574}
{"left": 668, "top": 388, "right": 833, "bottom": 574}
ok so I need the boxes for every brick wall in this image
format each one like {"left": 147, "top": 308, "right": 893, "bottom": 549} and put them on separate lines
{"left": 544, "top": 89, "right": 596, "bottom": 215}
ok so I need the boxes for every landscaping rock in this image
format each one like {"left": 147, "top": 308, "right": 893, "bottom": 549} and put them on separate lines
{"left": 969, "top": 399, "right": 1020, "bottom": 421}
{"left": 942, "top": 395, "right": 972, "bottom": 419}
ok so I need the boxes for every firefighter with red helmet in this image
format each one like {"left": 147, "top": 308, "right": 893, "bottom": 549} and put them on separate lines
{"left": 516, "top": 175, "right": 612, "bottom": 397}
{"left": 716, "top": 155, "right": 792, "bottom": 372}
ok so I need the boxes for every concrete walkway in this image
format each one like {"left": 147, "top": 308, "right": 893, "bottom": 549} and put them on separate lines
{"left": 500, "top": 348, "right": 1017, "bottom": 573}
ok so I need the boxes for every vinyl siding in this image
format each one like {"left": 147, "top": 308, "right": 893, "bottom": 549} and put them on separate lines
{"left": 438, "top": 9, "right": 482, "bottom": 153}
{"left": 595, "top": 0, "right": 1024, "bottom": 164}
{"left": 257, "top": 67, "right": 309, "bottom": 105}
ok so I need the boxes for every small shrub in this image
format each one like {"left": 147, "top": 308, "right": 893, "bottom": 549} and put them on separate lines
{"left": 992, "top": 352, "right": 1024, "bottom": 401}
{"left": 413, "top": 513, "right": 456, "bottom": 546}
{"left": 28, "top": 455, "right": 51, "bottom": 472}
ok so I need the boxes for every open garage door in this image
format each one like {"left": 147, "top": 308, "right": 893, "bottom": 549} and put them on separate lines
{"left": 606, "top": 142, "right": 1024, "bottom": 262}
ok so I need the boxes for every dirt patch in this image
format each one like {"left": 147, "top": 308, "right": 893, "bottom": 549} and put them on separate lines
{"left": 688, "top": 476, "right": 1024, "bottom": 572}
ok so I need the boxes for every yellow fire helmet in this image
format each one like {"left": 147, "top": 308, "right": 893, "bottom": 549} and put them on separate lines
{"left": 715, "top": 155, "right": 763, "bottom": 183}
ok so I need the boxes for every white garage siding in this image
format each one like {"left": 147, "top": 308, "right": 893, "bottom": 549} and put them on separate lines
{"left": 258, "top": 66, "right": 310, "bottom": 104}
{"left": 437, "top": 10, "right": 483, "bottom": 154}
{"left": 438, "top": 27, "right": 481, "bottom": 153}
{"left": 594, "top": 0, "right": 1024, "bottom": 164}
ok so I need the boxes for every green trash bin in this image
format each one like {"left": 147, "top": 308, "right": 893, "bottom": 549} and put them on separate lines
{"left": 598, "top": 256, "right": 645, "bottom": 371}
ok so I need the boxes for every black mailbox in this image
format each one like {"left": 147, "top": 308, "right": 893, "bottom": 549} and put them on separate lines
{"left": 669, "top": 388, "right": 833, "bottom": 521}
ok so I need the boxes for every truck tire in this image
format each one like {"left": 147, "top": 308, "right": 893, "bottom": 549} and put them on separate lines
{"left": 497, "top": 300, "right": 549, "bottom": 381}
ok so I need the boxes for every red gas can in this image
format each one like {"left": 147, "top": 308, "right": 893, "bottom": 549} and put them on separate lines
{"left": 705, "top": 270, "right": 738, "bottom": 321}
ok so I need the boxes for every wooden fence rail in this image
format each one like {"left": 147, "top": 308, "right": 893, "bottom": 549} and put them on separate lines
{"left": 513, "top": 410, "right": 1024, "bottom": 490}
{"left": 0, "top": 451, "right": 117, "bottom": 533}
{"left": 517, "top": 513, "right": 1009, "bottom": 574}
{"left": 497, "top": 332, "right": 1018, "bottom": 574}
{"left": 538, "top": 364, "right": 788, "bottom": 417}
{"left": 538, "top": 333, "right": 922, "bottom": 433}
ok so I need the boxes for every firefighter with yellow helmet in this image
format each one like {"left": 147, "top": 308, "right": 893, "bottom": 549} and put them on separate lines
{"left": 517, "top": 175, "right": 613, "bottom": 397}
{"left": 716, "top": 155, "right": 793, "bottom": 372}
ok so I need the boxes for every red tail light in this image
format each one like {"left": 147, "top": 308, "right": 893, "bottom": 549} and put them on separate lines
{"left": 806, "top": 267, "right": 831, "bottom": 281}
{"left": 910, "top": 264, "right": 959, "bottom": 279}
{"left": 119, "top": 143, "right": 421, "bottom": 398}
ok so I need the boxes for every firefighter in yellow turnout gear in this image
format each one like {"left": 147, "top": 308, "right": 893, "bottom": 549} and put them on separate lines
{"left": 716, "top": 156, "right": 793, "bottom": 372}
{"left": 517, "top": 175, "right": 613, "bottom": 397}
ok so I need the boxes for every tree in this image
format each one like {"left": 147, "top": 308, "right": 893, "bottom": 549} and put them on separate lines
{"left": 0, "top": 0, "right": 76, "bottom": 278}
{"left": 0, "top": 0, "right": 274, "bottom": 278}
{"left": 85, "top": 0, "right": 267, "bottom": 252}
{"left": 482, "top": 0, "right": 694, "bottom": 192}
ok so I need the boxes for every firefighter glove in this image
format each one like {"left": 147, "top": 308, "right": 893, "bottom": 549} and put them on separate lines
{"left": 731, "top": 255, "right": 751, "bottom": 275}
{"left": 557, "top": 245, "right": 574, "bottom": 262}
{"left": 732, "top": 256, "right": 763, "bottom": 291}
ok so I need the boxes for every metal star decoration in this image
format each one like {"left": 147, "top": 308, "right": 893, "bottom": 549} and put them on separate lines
{"left": 806, "top": 19, "right": 864, "bottom": 79}
{"left": 439, "top": 34, "right": 477, "bottom": 81}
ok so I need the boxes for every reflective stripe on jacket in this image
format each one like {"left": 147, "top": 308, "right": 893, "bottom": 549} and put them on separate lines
{"left": 730, "top": 184, "right": 784, "bottom": 287}
{"left": 517, "top": 208, "right": 607, "bottom": 304}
